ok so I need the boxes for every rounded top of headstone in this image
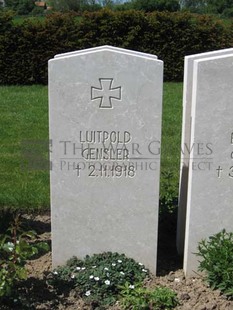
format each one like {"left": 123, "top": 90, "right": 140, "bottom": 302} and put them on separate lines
{"left": 53, "top": 45, "right": 158, "bottom": 60}
{"left": 185, "top": 48, "right": 233, "bottom": 61}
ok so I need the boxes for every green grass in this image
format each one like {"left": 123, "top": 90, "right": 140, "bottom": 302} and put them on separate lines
{"left": 160, "top": 83, "right": 183, "bottom": 200}
{"left": 12, "top": 14, "right": 83, "bottom": 25}
{"left": 207, "top": 14, "right": 233, "bottom": 27}
{"left": 13, "top": 15, "right": 46, "bottom": 25}
{"left": 0, "top": 85, "right": 49, "bottom": 211}
{"left": 220, "top": 17, "right": 233, "bottom": 26}
{"left": 0, "top": 83, "right": 183, "bottom": 211}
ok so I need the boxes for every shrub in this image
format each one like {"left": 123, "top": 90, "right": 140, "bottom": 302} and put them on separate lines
{"left": 223, "top": 8, "right": 233, "bottom": 18}
{"left": 31, "top": 6, "right": 45, "bottom": 16}
{"left": 17, "top": 0, "right": 35, "bottom": 15}
{"left": 47, "top": 252, "right": 149, "bottom": 308}
{"left": 0, "top": 9, "right": 232, "bottom": 85}
{"left": 77, "top": 9, "right": 149, "bottom": 49}
{"left": 145, "top": 11, "right": 231, "bottom": 80}
{"left": 197, "top": 229, "right": 233, "bottom": 298}
{"left": 0, "top": 12, "right": 80, "bottom": 85}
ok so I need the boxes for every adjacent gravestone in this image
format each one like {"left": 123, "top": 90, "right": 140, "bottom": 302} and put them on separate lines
{"left": 177, "top": 48, "right": 233, "bottom": 255}
{"left": 49, "top": 46, "right": 163, "bottom": 274}
{"left": 183, "top": 53, "right": 233, "bottom": 276}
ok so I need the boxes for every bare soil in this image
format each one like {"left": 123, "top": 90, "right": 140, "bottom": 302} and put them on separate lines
{"left": 4, "top": 213, "right": 233, "bottom": 310}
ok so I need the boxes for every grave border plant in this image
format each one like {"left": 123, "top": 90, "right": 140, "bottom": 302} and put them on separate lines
{"left": 119, "top": 281, "right": 179, "bottom": 309}
{"left": 0, "top": 213, "right": 49, "bottom": 306}
{"left": 197, "top": 229, "right": 233, "bottom": 298}
{"left": 46, "top": 251, "right": 179, "bottom": 309}
{"left": 46, "top": 252, "right": 149, "bottom": 307}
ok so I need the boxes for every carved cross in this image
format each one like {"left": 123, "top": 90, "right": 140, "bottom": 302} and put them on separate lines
{"left": 91, "top": 78, "right": 121, "bottom": 109}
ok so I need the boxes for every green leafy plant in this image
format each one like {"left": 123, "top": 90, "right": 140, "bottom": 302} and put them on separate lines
{"left": 47, "top": 252, "right": 149, "bottom": 308}
{"left": 0, "top": 213, "right": 49, "bottom": 300}
{"left": 120, "top": 282, "right": 179, "bottom": 309}
{"left": 160, "top": 171, "right": 178, "bottom": 214}
{"left": 197, "top": 229, "right": 233, "bottom": 297}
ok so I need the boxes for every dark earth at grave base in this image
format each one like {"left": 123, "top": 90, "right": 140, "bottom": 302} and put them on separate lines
{"left": 1, "top": 213, "right": 233, "bottom": 310}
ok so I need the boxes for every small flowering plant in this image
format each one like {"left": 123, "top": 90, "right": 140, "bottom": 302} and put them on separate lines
{"left": 0, "top": 214, "right": 49, "bottom": 300}
{"left": 47, "top": 252, "right": 149, "bottom": 307}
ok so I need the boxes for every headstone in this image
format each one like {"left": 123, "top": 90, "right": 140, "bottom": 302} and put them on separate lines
{"left": 177, "top": 48, "right": 233, "bottom": 255}
{"left": 49, "top": 46, "right": 163, "bottom": 274}
{"left": 183, "top": 53, "right": 233, "bottom": 276}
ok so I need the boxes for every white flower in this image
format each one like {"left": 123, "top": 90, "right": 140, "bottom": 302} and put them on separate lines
{"left": 138, "top": 262, "right": 143, "bottom": 266}
{"left": 53, "top": 271, "right": 58, "bottom": 275}
{"left": 118, "top": 260, "right": 122, "bottom": 263}
{"left": 71, "top": 274, "right": 75, "bottom": 279}
{"left": 85, "top": 290, "right": 91, "bottom": 296}
{"left": 76, "top": 267, "right": 81, "bottom": 270}
{"left": 104, "top": 267, "right": 109, "bottom": 271}
{"left": 92, "top": 265, "right": 97, "bottom": 268}
{"left": 7, "top": 242, "right": 14, "bottom": 252}
{"left": 112, "top": 263, "right": 116, "bottom": 266}
{"left": 94, "top": 277, "right": 100, "bottom": 281}
{"left": 105, "top": 280, "right": 110, "bottom": 285}
{"left": 129, "top": 285, "right": 135, "bottom": 289}
{"left": 120, "top": 271, "right": 125, "bottom": 275}
{"left": 89, "top": 275, "right": 94, "bottom": 279}
{"left": 81, "top": 267, "right": 86, "bottom": 270}
{"left": 142, "top": 269, "right": 147, "bottom": 273}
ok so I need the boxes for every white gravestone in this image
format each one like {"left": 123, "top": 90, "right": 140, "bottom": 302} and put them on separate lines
{"left": 177, "top": 48, "right": 233, "bottom": 255}
{"left": 49, "top": 46, "right": 163, "bottom": 274}
{"left": 183, "top": 53, "right": 233, "bottom": 276}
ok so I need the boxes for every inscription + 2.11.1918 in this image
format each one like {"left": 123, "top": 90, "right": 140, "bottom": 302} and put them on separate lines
{"left": 76, "top": 163, "right": 136, "bottom": 178}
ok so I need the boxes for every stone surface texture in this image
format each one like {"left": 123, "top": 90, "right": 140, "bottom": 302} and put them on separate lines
{"left": 177, "top": 48, "right": 233, "bottom": 255}
{"left": 183, "top": 54, "right": 233, "bottom": 276}
{"left": 49, "top": 46, "right": 163, "bottom": 274}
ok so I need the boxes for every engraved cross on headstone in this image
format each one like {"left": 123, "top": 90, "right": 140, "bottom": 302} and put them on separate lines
{"left": 91, "top": 78, "right": 121, "bottom": 109}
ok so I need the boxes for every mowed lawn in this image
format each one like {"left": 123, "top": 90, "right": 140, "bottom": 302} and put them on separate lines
{"left": 0, "top": 83, "right": 183, "bottom": 211}
{"left": 160, "top": 83, "right": 183, "bottom": 201}
{"left": 0, "top": 86, "right": 49, "bottom": 210}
